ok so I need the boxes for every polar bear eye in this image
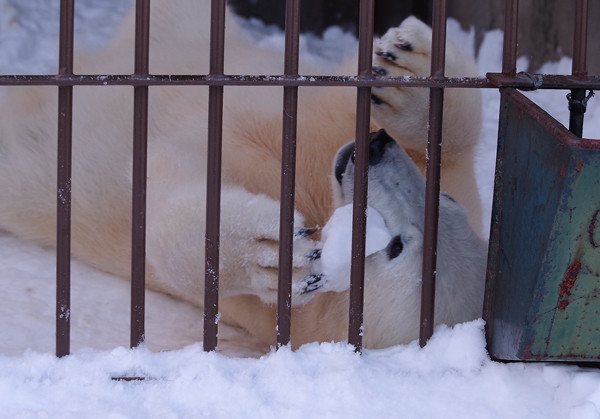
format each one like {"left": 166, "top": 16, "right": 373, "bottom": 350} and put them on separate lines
{"left": 387, "top": 235, "right": 404, "bottom": 259}
{"left": 395, "top": 41, "right": 413, "bottom": 52}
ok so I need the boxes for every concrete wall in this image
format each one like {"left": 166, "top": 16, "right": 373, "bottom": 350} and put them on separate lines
{"left": 449, "top": 0, "right": 599, "bottom": 73}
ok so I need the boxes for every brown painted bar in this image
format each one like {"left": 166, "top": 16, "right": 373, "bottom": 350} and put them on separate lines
{"left": 56, "top": 0, "right": 75, "bottom": 359}
{"left": 130, "top": 0, "right": 151, "bottom": 348}
{"left": 3, "top": 74, "right": 599, "bottom": 90}
{"left": 486, "top": 73, "right": 599, "bottom": 90}
{"left": 203, "top": 0, "right": 226, "bottom": 352}
{"left": 419, "top": 0, "right": 447, "bottom": 348}
{"left": 348, "top": 0, "right": 375, "bottom": 353}
{"left": 276, "top": 0, "right": 301, "bottom": 348}
{"left": 568, "top": 0, "right": 589, "bottom": 137}
{"left": 502, "top": 0, "right": 519, "bottom": 75}
{"left": 572, "top": 0, "right": 589, "bottom": 77}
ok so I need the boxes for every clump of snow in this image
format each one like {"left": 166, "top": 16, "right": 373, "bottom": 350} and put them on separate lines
{"left": 318, "top": 204, "right": 392, "bottom": 292}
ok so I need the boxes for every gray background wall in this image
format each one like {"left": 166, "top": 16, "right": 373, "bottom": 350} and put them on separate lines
{"left": 228, "top": 0, "right": 599, "bottom": 74}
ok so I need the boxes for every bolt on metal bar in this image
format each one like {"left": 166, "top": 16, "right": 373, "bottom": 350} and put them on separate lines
{"left": 130, "top": 0, "right": 151, "bottom": 349}
{"left": 56, "top": 0, "right": 74, "bottom": 359}
{"left": 203, "top": 0, "right": 226, "bottom": 352}
{"left": 502, "top": 0, "right": 519, "bottom": 75}
{"left": 348, "top": 0, "right": 375, "bottom": 353}
{"left": 568, "top": 0, "right": 589, "bottom": 137}
{"left": 419, "top": 0, "right": 447, "bottom": 348}
{"left": 276, "top": 0, "right": 301, "bottom": 349}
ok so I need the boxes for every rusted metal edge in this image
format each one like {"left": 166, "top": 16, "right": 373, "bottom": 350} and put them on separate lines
{"left": 56, "top": 0, "right": 74, "bottom": 359}
{"left": 276, "top": 0, "right": 301, "bottom": 349}
{"left": 130, "top": 0, "right": 151, "bottom": 349}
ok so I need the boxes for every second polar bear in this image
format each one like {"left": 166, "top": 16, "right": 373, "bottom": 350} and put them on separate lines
{"left": 0, "top": 0, "right": 485, "bottom": 349}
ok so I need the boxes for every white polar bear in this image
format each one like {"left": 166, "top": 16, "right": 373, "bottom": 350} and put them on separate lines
{"left": 0, "top": 0, "right": 485, "bottom": 349}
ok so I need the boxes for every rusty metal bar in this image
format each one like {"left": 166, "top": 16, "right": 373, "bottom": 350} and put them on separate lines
{"left": 486, "top": 73, "right": 599, "bottom": 90}
{"left": 276, "top": 0, "right": 301, "bottom": 349}
{"left": 203, "top": 0, "right": 226, "bottom": 352}
{"left": 348, "top": 0, "right": 375, "bottom": 353}
{"left": 502, "top": 0, "right": 519, "bottom": 75}
{"left": 572, "top": 0, "right": 588, "bottom": 77}
{"left": 130, "top": 0, "right": 150, "bottom": 349}
{"left": 2, "top": 74, "right": 599, "bottom": 90}
{"left": 419, "top": 0, "right": 447, "bottom": 348}
{"left": 56, "top": 0, "right": 74, "bottom": 359}
{"left": 568, "top": 0, "right": 589, "bottom": 137}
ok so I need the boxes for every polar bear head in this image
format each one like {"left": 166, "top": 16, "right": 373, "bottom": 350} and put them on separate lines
{"left": 320, "top": 129, "right": 486, "bottom": 346}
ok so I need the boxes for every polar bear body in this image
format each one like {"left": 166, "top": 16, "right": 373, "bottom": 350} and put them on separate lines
{"left": 0, "top": 1, "right": 485, "bottom": 349}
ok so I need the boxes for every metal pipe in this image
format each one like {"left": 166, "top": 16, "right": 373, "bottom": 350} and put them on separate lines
{"left": 419, "top": 0, "right": 447, "bottom": 348}
{"left": 56, "top": 0, "right": 74, "bottom": 359}
{"left": 203, "top": 0, "right": 226, "bottom": 352}
{"left": 568, "top": 0, "right": 590, "bottom": 137}
{"left": 276, "top": 0, "right": 301, "bottom": 349}
{"left": 348, "top": 0, "right": 375, "bottom": 353}
{"left": 130, "top": 0, "right": 151, "bottom": 349}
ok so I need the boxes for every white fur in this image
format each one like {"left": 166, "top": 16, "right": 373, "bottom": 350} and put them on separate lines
{"left": 0, "top": 1, "right": 485, "bottom": 349}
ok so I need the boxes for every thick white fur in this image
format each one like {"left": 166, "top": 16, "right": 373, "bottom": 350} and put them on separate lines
{"left": 0, "top": 1, "right": 485, "bottom": 349}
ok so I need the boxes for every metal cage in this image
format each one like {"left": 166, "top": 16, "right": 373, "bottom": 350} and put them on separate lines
{"left": 0, "top": 0, "right": 597, "bottom": 358}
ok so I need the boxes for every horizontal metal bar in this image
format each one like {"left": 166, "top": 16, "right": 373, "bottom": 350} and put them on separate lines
{"left": 1, "top": 74, "right": 598, "bottom": 90}
{"left": 0, "top": 74, "right": 489, "bottom": 87}
{"left": 487, "top": 73, "right": 600, "bottom": 90}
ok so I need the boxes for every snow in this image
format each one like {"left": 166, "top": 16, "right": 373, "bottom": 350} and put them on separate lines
{"left": 319, "top": 205, "right": 392, "bottom": 292}
{"left": 1, "top": 1, "right": 600, "bottom": 417}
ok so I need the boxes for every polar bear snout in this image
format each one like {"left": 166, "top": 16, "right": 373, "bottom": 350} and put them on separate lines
{"left": 368, "top": 129, "right": 395, "bottom": 166}
{"left": 334, "top": 129, "right": 396, "bottom": 186}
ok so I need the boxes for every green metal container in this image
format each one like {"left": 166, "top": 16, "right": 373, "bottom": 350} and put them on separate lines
{"left": 484, "top": 88, "right": 600, "bottom": 362}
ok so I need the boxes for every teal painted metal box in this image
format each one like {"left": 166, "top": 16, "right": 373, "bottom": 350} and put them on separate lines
{"left": 484, "top": 88, "right": 600, "bottom": 362}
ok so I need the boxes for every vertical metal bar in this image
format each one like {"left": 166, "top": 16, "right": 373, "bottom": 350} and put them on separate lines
{"left": 130, "top": 0, "right": 150, "bottom": 348}
{"left": 572, "top": 0, "right": 588, "bottom": 77}
{"left": 502, "top": 0, "right": 519, "bottom": 75}
{"left": 56, "top": 0, "right": 74, "bottom": 359}
{"left": 568, "top": 0, "right": 589, "bottom": 137}
{"left": 348, "top": 0, "right": 375, "bottom": 353}
{"left": 276, "top": 0, "right": 301, "bottom": 348}
{"left": 203, "top": 0, "right": 226, "bottom": 352}
{"left": 419, "top": 0, "right": 447, "bottom": 348}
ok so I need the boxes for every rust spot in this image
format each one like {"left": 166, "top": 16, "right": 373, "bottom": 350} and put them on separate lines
{"left": 590, "top": 209, "right": 600, "bottom": 249}
{"left": 558, "top": 260, "right": 582, "bottom": 310}
{"left": 575, "top": 158, "right": 585, "bottom": 173}
{"left": 559, "top": 161, "right": 566, "bottom": 178}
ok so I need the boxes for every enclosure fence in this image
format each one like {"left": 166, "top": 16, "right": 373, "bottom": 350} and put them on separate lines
{"left": 0, "top": 0, "right": 597, "bottom": 358}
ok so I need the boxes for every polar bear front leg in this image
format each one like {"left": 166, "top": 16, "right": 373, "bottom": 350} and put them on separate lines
{"left": 219, "top": 186, "right": 323, "bottom": 305}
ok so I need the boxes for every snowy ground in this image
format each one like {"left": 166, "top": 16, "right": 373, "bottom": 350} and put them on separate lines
{"left": 1, "top": 1, "right": 600, "bottom": 417}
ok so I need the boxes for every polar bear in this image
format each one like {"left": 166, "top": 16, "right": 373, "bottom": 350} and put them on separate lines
{"left": 0, "top": 0, "right": 484, "bottom": 349}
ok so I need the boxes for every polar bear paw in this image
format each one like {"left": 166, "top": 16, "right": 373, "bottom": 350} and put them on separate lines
{"left": 219, "top": 188, "right": 324, "bottom": 305}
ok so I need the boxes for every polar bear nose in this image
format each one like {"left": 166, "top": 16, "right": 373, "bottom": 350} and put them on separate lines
{"left": 369, "top": 129, "right": 394, "bottom": 166}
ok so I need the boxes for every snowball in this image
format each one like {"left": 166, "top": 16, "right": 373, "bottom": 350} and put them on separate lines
{"left": 319, "top": 204, "right": 392, "bottom": 292}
